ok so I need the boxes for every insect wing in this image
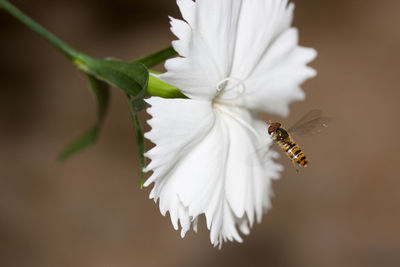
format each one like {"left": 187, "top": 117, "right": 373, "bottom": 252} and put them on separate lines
{"left": 287, "top": 109, "right": 321, "bottom": 133}
{"left": 288, "top": 109, "right": 332, "bottom": 136}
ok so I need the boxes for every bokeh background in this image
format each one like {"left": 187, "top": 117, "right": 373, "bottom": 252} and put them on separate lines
{"left": 1, "top": 0, "right": 399, "bottom": 266}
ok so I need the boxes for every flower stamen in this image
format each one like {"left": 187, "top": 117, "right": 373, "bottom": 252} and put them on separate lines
{"left": 213, "top": 103, "right": 260, "bottom": 139}
{"left": 215, "top": 77, "right": 246, "bottom": 101}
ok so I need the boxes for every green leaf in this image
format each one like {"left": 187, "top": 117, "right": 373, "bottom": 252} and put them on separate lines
{"left": 130, "top": 70, "right": 147, "bottom": 113}
{"left": 127, "top": 95, "right": 146, "bottom": 188}
{"left": 74, "top": 55, "right": 149, "bottom": 97}
{"left": 87, "top": 74, "right": 110, "bottom": 119}
{"left": 126, "top": 72, "right": 147, "bottom": 195}
{"left": 125, "top": 58, "right": 149, "bottom": 188}
{"left": 59, "top": 75, "right": 110, "bottom": 161}
{"left": 58, "top": 125, "right": 99, "bottom": 161}
{"left": 136, "top": 45, "right": 177, "bottom": 68}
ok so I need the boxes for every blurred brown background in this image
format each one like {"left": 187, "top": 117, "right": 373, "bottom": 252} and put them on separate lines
{"left": 1, "top": 0, "right": 399, "bottom": 266}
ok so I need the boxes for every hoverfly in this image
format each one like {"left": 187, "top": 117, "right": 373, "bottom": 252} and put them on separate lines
{"left": 267, "top": 110, "right": 331, "bottom": 169}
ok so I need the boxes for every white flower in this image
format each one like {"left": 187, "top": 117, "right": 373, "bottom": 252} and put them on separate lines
{"left": 144, "top": 0, "right": 316, "bottom": 247}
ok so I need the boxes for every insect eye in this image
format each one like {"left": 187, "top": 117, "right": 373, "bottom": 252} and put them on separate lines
{"left": 268, "top": 126, "right": 276, "bottom": 135}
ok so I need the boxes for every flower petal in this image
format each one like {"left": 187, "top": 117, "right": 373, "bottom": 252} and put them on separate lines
{"left": 144, "top": 97, "right": 215, "bottom": 238}
{"left": 157, "top": 0, "right": 243, "bottom": 100}
{"left": 160, "top": 0, "right": 316, "bottom": 116}
{"left": 144, "top": 97, "right": 215, "bottom": 185}
{"left": 243, "top": 28, "right": 317, "bottom": 116}
{"left": 224, "top": 114, "right": 282, "bottom": 226}
{"left": 230, "top": 0, "right": 295, "bottom": 77}
{"left": 144, "top": 98, "right": 282, "bottom": 246}
{"left": 225, "top": 0, "right": 316, "bottom": 116}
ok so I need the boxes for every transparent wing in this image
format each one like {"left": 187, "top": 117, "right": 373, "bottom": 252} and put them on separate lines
{"left": 288, "top": 109, "right": 332, "bottom": 136}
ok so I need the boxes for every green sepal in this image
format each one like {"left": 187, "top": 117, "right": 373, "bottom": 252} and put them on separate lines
{"left": 58, "top": 75, "right": 110, "bottom": 161}
{"left": 74, "top": 55, "right": 149, "bottom": 97}
{"left": 147, "top": 71, "right": 188, "bottom": 99}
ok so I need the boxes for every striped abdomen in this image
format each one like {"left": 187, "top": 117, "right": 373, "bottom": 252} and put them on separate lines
{"left": 279, "top": 141, "right": 308, "bottom": 167}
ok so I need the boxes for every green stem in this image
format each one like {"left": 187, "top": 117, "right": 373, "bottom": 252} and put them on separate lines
{"left": 0, "top": 0, "right": 185, "bottom": 98}
{"left": 136, "top": 45, "right": 177, "bottom": 68}
{"left": 0, "top": 0, "right": 81, "bottom": 60}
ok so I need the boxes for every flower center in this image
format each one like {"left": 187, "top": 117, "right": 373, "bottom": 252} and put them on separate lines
{"left": 215, "top": 77, "right": 246, "bottom": 102}
{"left": 212, "top": 78, "right": 258, "bottom": 139}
